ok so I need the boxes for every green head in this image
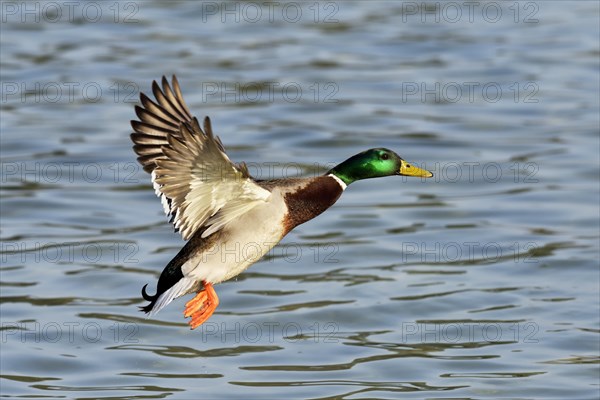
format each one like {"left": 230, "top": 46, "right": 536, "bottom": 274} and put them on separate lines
{"left": 327, "top": 148, "right": 433, "bottom": 186}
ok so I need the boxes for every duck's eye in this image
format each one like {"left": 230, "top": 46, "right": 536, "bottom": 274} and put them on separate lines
{"left": 381, "top": 153, "right": 389, "bottom": 160}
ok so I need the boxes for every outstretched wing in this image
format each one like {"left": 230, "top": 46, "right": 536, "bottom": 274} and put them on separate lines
{"left": 131, "top": 76, "right": 271, "bottom": 240}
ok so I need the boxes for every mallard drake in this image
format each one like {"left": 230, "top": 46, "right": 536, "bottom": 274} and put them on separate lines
{"left": 131, "top": 76, "right": 433, "bottom": 329}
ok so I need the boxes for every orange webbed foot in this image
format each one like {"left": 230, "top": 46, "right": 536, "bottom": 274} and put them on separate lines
{"left": 184, "top": 282, "right": 219, "bottom": 329}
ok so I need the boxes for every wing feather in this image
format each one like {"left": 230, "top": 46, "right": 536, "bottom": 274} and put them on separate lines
{"left": 131, "top": 76, "right": 271, "bottom": 240}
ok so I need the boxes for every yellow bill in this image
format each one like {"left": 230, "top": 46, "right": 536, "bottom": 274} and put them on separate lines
{"left": 399, "top": 160, "right": 433, "bottom": 178}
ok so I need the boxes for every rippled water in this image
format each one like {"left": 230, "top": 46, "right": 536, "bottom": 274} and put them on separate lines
{"left": 1, "top": 1, "right": 599, "bottom": 399}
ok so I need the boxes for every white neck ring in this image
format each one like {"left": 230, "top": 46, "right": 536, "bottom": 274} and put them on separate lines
{"left": 327, "top": 173, "right": 347, "bottom": 191}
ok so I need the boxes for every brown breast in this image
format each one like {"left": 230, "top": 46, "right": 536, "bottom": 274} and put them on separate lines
{"left": 282, "top": 176, "right": 344, "bottom": 234}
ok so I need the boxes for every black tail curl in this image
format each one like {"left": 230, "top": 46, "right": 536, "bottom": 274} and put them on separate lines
{"left": 139, "top": 284, "right": 158, "bottom": 314}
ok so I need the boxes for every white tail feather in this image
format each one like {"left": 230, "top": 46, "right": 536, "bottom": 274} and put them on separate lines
{"left": 147, "top": 277, "right": 196, "bottom": 317}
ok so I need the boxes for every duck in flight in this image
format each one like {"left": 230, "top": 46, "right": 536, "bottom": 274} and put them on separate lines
{"left": 131, "top": 76, "right": 433, "bottom": 329}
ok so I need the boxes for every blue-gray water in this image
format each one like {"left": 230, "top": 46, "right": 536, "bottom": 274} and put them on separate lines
{"left": 1, "top": 1, "right": 599, "bottom": 399}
